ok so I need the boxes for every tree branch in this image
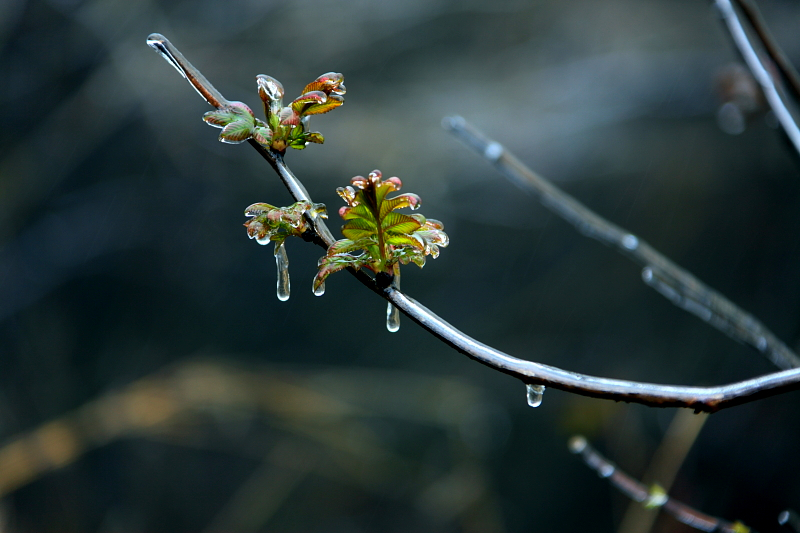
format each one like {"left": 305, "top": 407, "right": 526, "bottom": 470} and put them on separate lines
{"left": 443, "top": 116, "right": 800, "bottom": 371}
{"left": 147, "top": 33, "right": 800, "bottom": 412}
{"left": 714, "top": 0, "right": 800, "bottom": 157}
{"left": 568, "top": 436, "right": 755, "bottom": 533}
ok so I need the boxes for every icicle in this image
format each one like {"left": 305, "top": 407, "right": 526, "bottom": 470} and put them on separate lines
{"left": 386, "top": 302, "right": 400, "bottom": 333}
{"left": 313, "top": 280, "right": 325, "bottom": 296}
{"left": 386, "top": 268, "right": 400, "bottom": 332}
{"left": 274, "top": 242, "right": 290, "bottom": 301}
{"left": 525, "top": 383, "right": 545, "bottom": 408}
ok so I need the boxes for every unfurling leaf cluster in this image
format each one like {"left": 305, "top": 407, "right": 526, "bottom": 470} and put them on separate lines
{"left": 312, "top": 170, "right": 449, "bottom": 293}
{"left": 203, "top": 72, "right": 345, "bottom": 152}
{"left": 243, "top": 201, "right": 327, "bottom": 247}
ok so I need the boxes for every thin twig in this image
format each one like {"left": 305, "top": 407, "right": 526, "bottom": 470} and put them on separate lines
{"left": 569, "top": 436, "right": 755, "bottom": 533}
{"left": 443, "top": 115, "right": 800, "bottom": 371}
{"left": 147, "top": 33, "right": 800, "bottom": 412}
{"left": 714, "top": 0, "right": 800, "bottom": 156}
{"left": 731, "top": 0, "right": 800, "bottom": 103}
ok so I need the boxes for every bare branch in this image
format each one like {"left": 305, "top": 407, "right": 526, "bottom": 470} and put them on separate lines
{"left": 443, "top": 115, "right": 800, "bottom": 371}
{"left": 568, "top": 436, "right": 755, "bottom": 533}
{"left": 147, "top": 33, "right": 800, "bottom": 412}
{"left": 730, "top": 0, "right": 800, "bottom": 105}
{"left": 713, "top": 0, "right": 800, "bottom": 156}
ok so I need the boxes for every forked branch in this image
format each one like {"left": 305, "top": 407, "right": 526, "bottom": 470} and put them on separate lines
{"left": 443, "top": 116, "right": 800, "bottom": 371}
{"left": 147, "top": 33, "right": 800, "bottom": 412}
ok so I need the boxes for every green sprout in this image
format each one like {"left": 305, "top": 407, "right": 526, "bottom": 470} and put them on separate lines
{"left": 202, "top": 72, "right": 345, "bottom": 152}
{"left": 313, "top": 170, "right": 449, "bottom": 295}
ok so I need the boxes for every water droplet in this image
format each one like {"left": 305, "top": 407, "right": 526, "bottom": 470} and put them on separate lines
{"left": 757, "top": 336, "right": 768, "bottom": 351}
{"left": 641, "top": 267, "right": 653, "bottom": 282}
{"left": 386, "top": 302, "right": 400, "bottom": 332}
{"left": 778, "top": 511, "right": 790, "bottom": 525}
{"left": 484, "top": 142, "right": 503, "bottom": 161}
{"left": 256, "top": 235, "right": 271, "bottom": 245}
{"left": 621, "top": 234, "right": 639, "bottom": 250}
{"left": 568, "top": 436, "right": 587, "bottom": 454}
{"left": 717, "top": 102, "right": 746, "bottom": 135}
{"left": 525, "top": 383, "right": 545, "bottom": 408}
{"left": 598, "top": 464, "right": 615, "bottom": 478}
{"left": 274, "top": 242, "right": 290, "bottom": 301}
{"left": 313, "top": 280, "right": 326, "bottom": 296}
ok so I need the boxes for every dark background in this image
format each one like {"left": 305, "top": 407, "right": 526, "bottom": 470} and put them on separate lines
{"left": 2, "top": 0, "right": 800, "bottom": 531}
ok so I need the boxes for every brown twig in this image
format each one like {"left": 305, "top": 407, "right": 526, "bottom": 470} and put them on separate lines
{"left": 147, "top": 33, "right": 800, "bottom": 412}
{"left": 569, "top": 436, "right": 755, "bottom": 533}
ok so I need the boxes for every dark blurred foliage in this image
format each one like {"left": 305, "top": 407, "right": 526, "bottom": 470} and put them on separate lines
{"left": 2, "top": 0, "right": 800, "bottom": 531}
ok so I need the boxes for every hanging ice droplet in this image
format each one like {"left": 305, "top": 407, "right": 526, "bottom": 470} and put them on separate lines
{"left": 526, "top": 384, "right": 545, "bottom": 408}
{"left": 386, "top": 302, "right": 400, "bottom": 333}
{"left": 274, "top": 242, "right": 290, "bottom": 301}
{"left": 621, "top": 234, "right": 639, "bottom": 250}
{"left": 313, "top": 280, "right": 326, "bottom": 297}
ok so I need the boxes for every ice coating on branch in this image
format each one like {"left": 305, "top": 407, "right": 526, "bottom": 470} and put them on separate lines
{"left": 274, "top": 242, "right": 290, "bottom": 301}
{"left": 526, "top": 384, "right": 545, "bottom": 407}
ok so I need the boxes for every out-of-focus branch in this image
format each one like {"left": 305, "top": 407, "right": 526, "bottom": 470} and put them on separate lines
{"left": 714, "top": 0, "right": 800, "bottom": 156}
{"left": 443, "top": 116, "right": 800, "bottom": 371}
{"left": 569, "top": 436, "right": 754, "bottom": 533}
{"left": 730, "top": 0, "right": 800, "bottom": 105}
{"left": 779, "top": 509, "right": 800, "bottom": 531}
{"left": 147, "top": 33, "right": 800, "bottom": 412}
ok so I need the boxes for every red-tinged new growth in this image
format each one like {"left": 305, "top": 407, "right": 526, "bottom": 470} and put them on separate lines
{"left": 202, "top": 72, "right": 345, "bottom": 152}
{"left": 244, "top": 201, "right": 327, "bottom": 302}
{"left": 313, "top": 170, "right": 449, "bottom": 294}
{"left": 243, "top": 201, "right": 327, "bottom": 247}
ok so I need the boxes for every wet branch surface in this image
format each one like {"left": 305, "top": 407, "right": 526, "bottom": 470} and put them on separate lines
{"left": 147, "top": 33, "right": 800, "bottom": 413}
{"left": 443, "top": 116, "right": 800, "bottom": 371}
{"left": 715, "top": 0, "right": 800, "bottom": 156}
{"left": 569, "top": 436, "right": 754, "bottom": 533}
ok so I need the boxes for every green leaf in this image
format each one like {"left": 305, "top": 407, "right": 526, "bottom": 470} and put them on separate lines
{"left": 315, "top": 169, "right": 449, "bottom": 291}
{"left": 203, "top": 102, "right": 255, "bottom": 144}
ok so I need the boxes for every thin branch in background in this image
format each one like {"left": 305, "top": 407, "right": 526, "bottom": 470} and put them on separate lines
{"left": 147, "top": 33, "right": 800, "bottom": 412}
{"left": 568, "top": 436, "right": 754, "bottom": 533}
{"left": 779, "top": 509, "right": 800, "bottom": 532}
{"left": 443, "top": 115, "right": 800, "bottom": 372}
{"left": 731, "top": 0, "right": 800, "bottom": 104}
{"left": 714, "top": 0, "right": 800, "bottom": 156}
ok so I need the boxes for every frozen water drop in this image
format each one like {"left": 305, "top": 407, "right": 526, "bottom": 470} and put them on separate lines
{"left": 274, "top": 242, "right": 290, "bottom": 301}
{"left": 484, "top": 142, "right": 503, "bottom": 161}
{"left": 621, "top": 234, "right": 639, "bottom": 250}
{"left": 313, "top": 280, "right": 326, "bottom": 297}
{"left": 525, "top": 383, "right": 545, "bottom": 408}
{"left": 256, "top": 235, "right": 271, "bottom": 245}
{"left": 568, "top": 436, "right": 587, "bottom": 454}
{"left": 642, "top": 267, "right": 653, "bottom": 282}
{"left": 778, "top": 511, "right": 790, "bottom": 525}
{"left": 757, "top": 336, "right": 767, "bottom": 351}
{"left": 386, "top": 302, "right": 400, "bottom": 332}
{"left": 598, "top": 464, "right": 615, "bottom": 478}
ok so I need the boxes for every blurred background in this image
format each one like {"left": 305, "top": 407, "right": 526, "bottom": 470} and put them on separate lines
{"left": 2, "top": 0, "right": 800, "bottom": 531}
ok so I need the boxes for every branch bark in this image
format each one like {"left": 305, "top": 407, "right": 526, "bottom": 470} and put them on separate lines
{"left": 146, "top": 33, "right": 800, "bottom": 413}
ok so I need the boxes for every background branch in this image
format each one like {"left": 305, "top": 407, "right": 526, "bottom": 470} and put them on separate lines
{"left": 443, "top": 115, "right": 800, "bottom": 371}
{"left": 714, "top": 0, "right": 800, "bottom": 156}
